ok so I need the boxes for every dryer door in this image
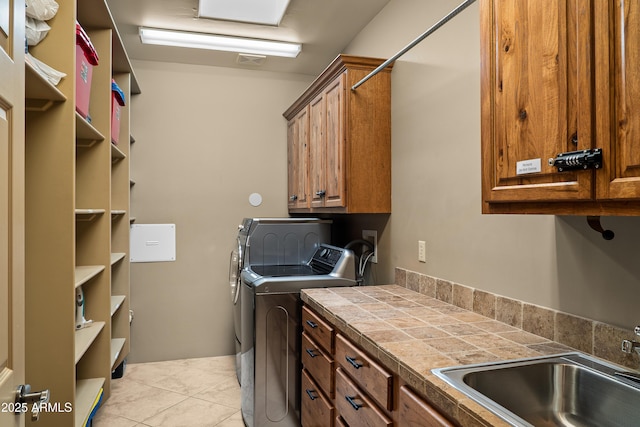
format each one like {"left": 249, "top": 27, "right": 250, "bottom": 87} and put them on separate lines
{"left": 230, "top": 236, "right": 245, "bottom": 303}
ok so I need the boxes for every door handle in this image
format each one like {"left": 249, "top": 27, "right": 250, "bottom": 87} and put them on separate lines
{"left": 15, "top": 384, "right": 50, "bottom": 422}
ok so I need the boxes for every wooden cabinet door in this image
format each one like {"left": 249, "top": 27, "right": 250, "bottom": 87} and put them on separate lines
{"left": 323, "top": 74, "right": 346, "bottom": 208}
{"left": 288, "top": 107, "right": 310, "bottom": 209}
{"left": 308, "top": 74, "right": 346, "bottom": 209}
{"left": 302, "top": 369, "right": 335, "bottom": 427}
{"left": 309, "top": 92, "right": 326, "bottom": 208}
{"left": 481, "top": 0, "right": 594, "bottom": 207}
{"left": 595, "top": 1, "right": 640, "bottom": 200}
{"left": 0, "top": 0, "right": 25, "bottom": 425}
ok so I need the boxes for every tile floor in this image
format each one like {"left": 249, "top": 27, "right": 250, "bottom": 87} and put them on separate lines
{"left": 93, "top": 355, "right": 245, "bottom": 427}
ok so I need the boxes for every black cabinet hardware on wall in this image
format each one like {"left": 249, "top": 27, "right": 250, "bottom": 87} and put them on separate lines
{"left": 587, "top": 216, "right": 615, "bottom": 240}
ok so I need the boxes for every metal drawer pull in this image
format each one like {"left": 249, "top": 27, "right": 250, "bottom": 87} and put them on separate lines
{"left": 306, "top": 320, "right": 318, "bottom": 328}
{"left": 345, "top": 395, "right": 362, "bottom": 410}
{"left": 345, "top": 355, "right": 363, "bottom": 369}
{"left": 306, "top": 348, "right": 318, "bottom": 358}
{"left": 306, "top": 389, "right": 318, "bottom": 400}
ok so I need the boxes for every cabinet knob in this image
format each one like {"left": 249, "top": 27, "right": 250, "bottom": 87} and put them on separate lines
{"left": 289, "top": 195, "right": 298, "bottom": 201}
{"left": 315, "top": 190, "right": 326, "bottom": 197}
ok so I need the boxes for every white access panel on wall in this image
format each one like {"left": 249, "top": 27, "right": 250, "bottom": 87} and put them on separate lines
{"left": 130, "top": 224, "right": 176, "bottom": 262}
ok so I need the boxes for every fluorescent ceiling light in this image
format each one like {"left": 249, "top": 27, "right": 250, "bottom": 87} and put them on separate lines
{"left": 198, "top": 0, "right": 291, "bottom": 26}
{"left": 139, "top": 27, "right": 301, "bottom": 58}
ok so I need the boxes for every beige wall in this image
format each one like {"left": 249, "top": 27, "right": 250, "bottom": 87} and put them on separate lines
{"left": 128, "top": 60, "right": 313, "bottom": 362}
{"left": 129, "top": 0, "right": 640, "bottom": 363}
{"left": 345, "top": 0, "right": 640, "bottom": 330}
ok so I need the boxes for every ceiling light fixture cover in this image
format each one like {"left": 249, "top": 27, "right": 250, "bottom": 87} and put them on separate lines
{"left": 139, "top": 27, "right": 301, "bottom": 58}
{"left": 198, "top": 0, "right": 291, "bottom": 26}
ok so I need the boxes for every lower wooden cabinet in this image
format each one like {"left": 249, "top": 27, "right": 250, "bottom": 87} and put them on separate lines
{"left": 335, "top": 368, "right": 393, "bottom": 427}
{"left": 302, "top": 332, "right": 335, "bottom": 398}
{"left": 398, "top": 386, "right": 455, "bottom": 427}
{"left": 302, "top": 369, "right": 335, "bottom": 427}
{"left": 335, "top": 334, "right": 393, "bottom": 411}
{"left": 301, "top": 305, "right": 457, "bottom": 427}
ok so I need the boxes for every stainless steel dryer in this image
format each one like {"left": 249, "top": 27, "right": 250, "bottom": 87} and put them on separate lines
{"left": 240, "top": 243, "right": 357, "bottom": 427}
{"left": 229, "top": 218, "right": 331, "bottom": 383}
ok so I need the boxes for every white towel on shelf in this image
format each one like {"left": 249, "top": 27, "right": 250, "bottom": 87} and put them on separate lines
{"left": 25, "top": 53, "right": 66, "bottom": 86}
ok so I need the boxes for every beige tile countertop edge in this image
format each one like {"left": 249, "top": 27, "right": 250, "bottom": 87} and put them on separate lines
{"left": 301, "top": 284, "right": 580, "bottom": 427}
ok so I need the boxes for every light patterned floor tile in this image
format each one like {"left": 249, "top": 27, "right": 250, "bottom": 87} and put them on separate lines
{"left": 95, "top": 356, "right": 243, "bottom": 427}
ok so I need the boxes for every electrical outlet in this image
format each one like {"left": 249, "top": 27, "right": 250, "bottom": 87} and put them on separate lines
{"left": 362, "top": 230, "right": 378, "bottom": 263}
{"left": 418, "top": 240, "right": 426, "bottom": 263}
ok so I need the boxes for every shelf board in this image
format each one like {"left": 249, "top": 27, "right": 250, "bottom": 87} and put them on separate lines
{"left": 110, "top": 295, "right": 125, "bottom": 316}
{"left": 111, "top": 338, "right": 126, "bottom": 369}
{"left": 75, "top": 265, "right": 106, "bottom": 289}
{"left": 111, "top": 143, "right": 126, "bottom": 161}
{"left": 25, "top": 61, "right": 67, "bottom": 112}
{"left": 75, "top": 209, "right": 106, "bottom": 222}
{"left": 110, "top": 252, "right": 126, "bottom": 266}
{"left": 75, "top": 378, "right": 105, "bottom": 427}
{"left": 76, "top": 112, "right": 105, "bottom": 147}
{"left": 75, "top": 321, "right": 106, "bottom": 364}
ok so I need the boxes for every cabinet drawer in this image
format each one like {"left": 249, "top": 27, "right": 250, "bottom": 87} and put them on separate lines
{"left": 302, "top": 369, "right": 335, "bottom": 427}
{"left": 303, "top": 306, "right": 334, "bottom": 354}
{"left": 302, "top": 332, "right": 334, "bottom": 397}
{"left": 335, "top": 334, "right": 393, "bottom": 411}
{"left": 398, "top": 386, "right": 455, "bottom": 427}
{"left": 335, "top": 368, "right": 392, "bottom": 427}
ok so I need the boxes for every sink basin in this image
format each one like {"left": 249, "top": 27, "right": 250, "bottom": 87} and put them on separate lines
{"left": 432, "top": 352, "right": 640, "bottom": 427}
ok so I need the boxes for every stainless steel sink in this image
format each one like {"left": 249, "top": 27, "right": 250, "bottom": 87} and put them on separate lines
{"left": 432, "top": 352, "right": 640, "bottom": 427}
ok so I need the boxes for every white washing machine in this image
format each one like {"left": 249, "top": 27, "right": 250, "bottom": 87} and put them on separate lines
{"left": 229, "top": 218, "right": 331, "bottom": 383}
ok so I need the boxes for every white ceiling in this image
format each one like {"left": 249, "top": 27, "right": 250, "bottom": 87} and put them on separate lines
{"left": 105, "top": 0, "right": 390, "bottom": 75}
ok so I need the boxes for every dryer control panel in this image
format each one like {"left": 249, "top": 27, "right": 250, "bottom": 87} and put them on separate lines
{"left": 309, "top": 244, "right": 355, "bottom": 277}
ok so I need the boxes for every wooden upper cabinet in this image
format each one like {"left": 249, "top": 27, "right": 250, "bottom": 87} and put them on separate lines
{"left": 481, "top": 0, "right": 640, "bottom": 214}
{"left": 309, "top": 89, "right": 328, "bottom": 208}
{"left": 594, "top": 1, "right": 640, "bottom": 201}
{"left": 310, "top": 74, "right": 346, "bottom": 209}
{"left": 284, "top": 55, "right": 392, "bottom": 214}
{"left": 288, "top": 106, "right": 310, "bottom": 209}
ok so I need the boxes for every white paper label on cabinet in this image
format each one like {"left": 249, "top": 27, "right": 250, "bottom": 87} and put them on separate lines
{"left": 130, "top": 224, "right": 176, "bottom": 262}
{"left": 516, "top": 158, "right": 542, "bottom": 175}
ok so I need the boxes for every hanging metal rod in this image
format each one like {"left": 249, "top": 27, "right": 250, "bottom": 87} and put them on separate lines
{"left": 351, "top": 0, "right": 477, "bottom": 91}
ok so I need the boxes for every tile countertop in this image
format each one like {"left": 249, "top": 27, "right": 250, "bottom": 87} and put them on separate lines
{"left": 300, "top": 284, "right": 579, "bottom": 427}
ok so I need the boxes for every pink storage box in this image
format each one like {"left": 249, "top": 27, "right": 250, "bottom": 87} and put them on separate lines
{"left": 75, "top": 23, "right": 99, "bottom": 119}
{"left": 111, "top": 80, "right": 126, "bottom": 145}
